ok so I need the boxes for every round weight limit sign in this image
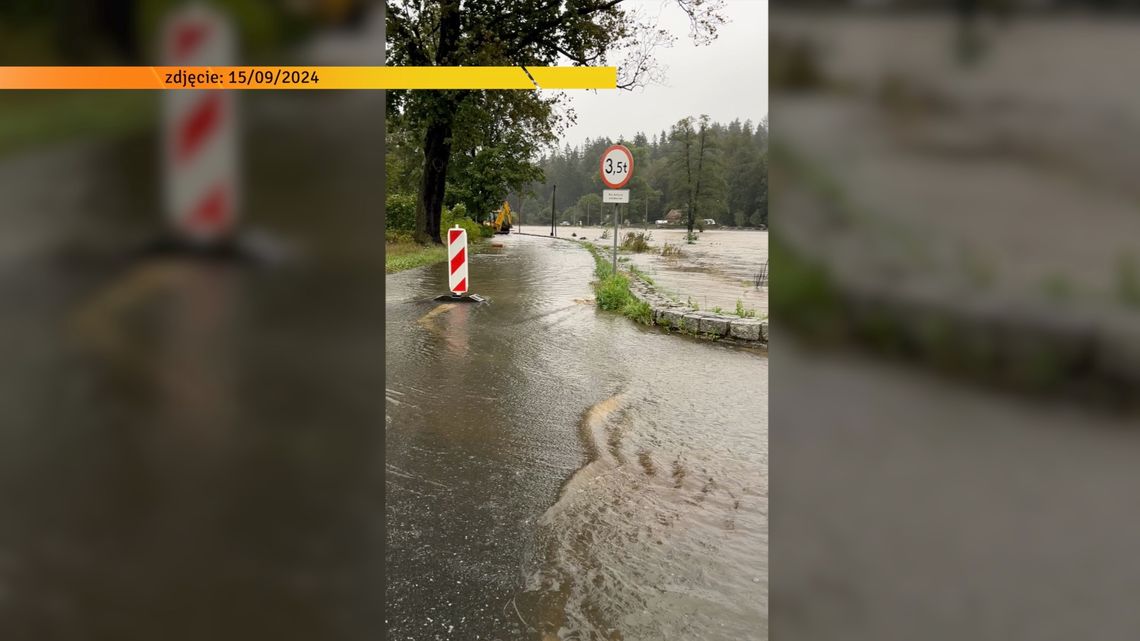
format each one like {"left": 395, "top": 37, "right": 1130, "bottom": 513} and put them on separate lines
{"left": 600, "top": 144, "right": 634, "bottom": 189}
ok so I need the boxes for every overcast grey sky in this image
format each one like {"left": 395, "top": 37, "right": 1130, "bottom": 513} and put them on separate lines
{"left": 555, "top": 0, "right": 767, "bottom": 149}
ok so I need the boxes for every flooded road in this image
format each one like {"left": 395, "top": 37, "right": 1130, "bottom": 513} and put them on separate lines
{"left": 386, "top": 235, "right": 767, "bottom": 640}
{"left": 516, "top": 225, "right": 768, "bottom": 317}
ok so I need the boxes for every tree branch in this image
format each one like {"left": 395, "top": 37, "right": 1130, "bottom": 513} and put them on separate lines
{"left": 513, "top": 0, "right": 625, "bottom": 55}
{"left": 388, "top": 3, "right": 430, "bottom": 65}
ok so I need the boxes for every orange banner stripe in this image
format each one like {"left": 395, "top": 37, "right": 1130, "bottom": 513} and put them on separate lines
{"left": 0, "top": 67, "right": 617, "bottom": 90}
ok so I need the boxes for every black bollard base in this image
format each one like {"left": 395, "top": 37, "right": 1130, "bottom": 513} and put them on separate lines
{"left": 433, "top": 292, "right": 487, "bottom": 303}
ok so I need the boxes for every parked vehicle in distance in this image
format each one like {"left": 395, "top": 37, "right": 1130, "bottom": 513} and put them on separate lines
{"left": 703, "top": 218, "right": 717, "bottom": 226}
{"left": 655, "top": 219, "right": 670, "bottom": 227}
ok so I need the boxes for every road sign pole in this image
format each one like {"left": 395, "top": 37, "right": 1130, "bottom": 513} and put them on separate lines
{"left": 550, "top": 184, "right": 556, "bottom": 237}
{"left": 612, "top": 203, "right": 619, "bottom": 276}
{"left": 599, "top": 144, "right": 634, "bottom": 276}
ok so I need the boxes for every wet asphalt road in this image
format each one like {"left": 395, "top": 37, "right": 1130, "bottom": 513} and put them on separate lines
{"left": 386, "top": 235, "right": 767, "bottom": 640}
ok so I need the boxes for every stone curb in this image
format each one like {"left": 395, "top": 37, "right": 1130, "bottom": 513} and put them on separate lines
{"left": 627, "top": 272, "right": 767, "bottom": 344}
{"left": 518, "top": 233, "right": 768, "bottom": 345}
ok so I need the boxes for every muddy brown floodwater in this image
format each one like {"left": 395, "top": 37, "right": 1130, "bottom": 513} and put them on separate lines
{"left": 385, "top": 235, "right": 767, "bottom": 640}
{"left": 517, "top": 225, "right": 768, "bottom": 317}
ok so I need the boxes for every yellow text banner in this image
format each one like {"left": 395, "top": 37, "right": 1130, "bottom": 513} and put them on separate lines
{"left": 0, "top": 66, "right": 617, "bottom": 90}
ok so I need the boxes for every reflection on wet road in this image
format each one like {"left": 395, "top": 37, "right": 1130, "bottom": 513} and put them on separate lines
{"left": 386, "top": 235, "right": 767, "bottom": 640}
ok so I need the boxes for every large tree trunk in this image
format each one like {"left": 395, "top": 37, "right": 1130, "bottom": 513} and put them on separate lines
{"left": 415, "top": 115, "right": 455, "bottom": 245}
{"left": 413, "top": 0, "right": 461, "bottom": 245}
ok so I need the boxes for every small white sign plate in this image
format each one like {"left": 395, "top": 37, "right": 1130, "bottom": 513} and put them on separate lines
{"left": 603, "top": 189, "right": 630, "bottom": 204}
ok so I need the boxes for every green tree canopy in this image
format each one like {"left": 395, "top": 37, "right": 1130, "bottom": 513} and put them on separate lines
{"left": 525, "top": 116, "right": 766, "bottom": 229}
{"left": 387, "top": 0, "right": 726, "bottom": 243}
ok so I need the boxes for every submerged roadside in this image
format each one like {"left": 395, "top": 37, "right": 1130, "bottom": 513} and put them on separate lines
{"left": 579, "top": 236, "right": 769, "bottom": 344}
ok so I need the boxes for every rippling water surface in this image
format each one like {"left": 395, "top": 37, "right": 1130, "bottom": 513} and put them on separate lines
{"left": 386, "top": 235, "right": 767, "bottom": 640}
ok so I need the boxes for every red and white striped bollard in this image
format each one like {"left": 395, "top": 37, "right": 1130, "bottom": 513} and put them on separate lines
{"left": 448, "top": 226, "right": 468, "bottom": 295}
{"left": 161, "top": 4, "right": 239, "bottom": 246}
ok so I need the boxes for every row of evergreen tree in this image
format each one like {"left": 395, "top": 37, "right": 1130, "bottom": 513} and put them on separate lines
{"left": 510, "top": 117, "right": 767, "bottom": 229}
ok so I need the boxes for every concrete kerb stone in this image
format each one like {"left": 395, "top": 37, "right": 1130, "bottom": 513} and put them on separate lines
{"left": 682, "top": 313, "right": 704, "bottom": 334}
{"left": 700, "top": 316, "right": 731, "bottom": 336}
{"left": 537, "top": 232, "right": 767, "bottom": 344}
{"left": 660, "top": 308, "right": 684, "bottom": 329}
{"left": 729, "top": 318, "right": 763, "bottom": 341}
{"left": 623, "top": 267, "right": 767, "bottom": 343}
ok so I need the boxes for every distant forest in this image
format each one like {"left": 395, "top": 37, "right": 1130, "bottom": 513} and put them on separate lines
{"left": 512, "top": 117, "right": 768, "bottom": 229}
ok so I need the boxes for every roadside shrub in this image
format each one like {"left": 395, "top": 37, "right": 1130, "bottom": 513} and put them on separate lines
{"left": 440, "top": 208, "right": 484, "bottom": 243}
{"left": 735, "top": 299, "right": 757, "bottom": 318}
{"left": 595, "top": 274, "right": 632, "bottom": 311}
{"left": 387, "top": 193, "right": 417, "bottom": 232}
{"left": 386, "top": 229, "right": 414, "bottom": 244}
{"left": 594, "top": 257, "right": 614, "bottom": 280}
{"left": 583, "top": 241, "right": 655, "bottom": 325}
{"left": 621, "top": 231, "right": 652, "bottom": 253}
{"left": 443, "top": 204, "right": 493, "bottom": 238}
{"left": 622, "top": 298, "right": 653, "bottom": 325}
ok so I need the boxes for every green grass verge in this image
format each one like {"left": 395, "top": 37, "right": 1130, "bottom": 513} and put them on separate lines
{"left": 0, "top": 92, "right": 154, "bottom": 159}
{"left": 628, "top": 264, "right": 655, "bottom": 286}
{"left": 582, "top": 241, "right": 653, "bottom": 325}
{"left": 386, "top": 241, "right": 448, "bottom": 274}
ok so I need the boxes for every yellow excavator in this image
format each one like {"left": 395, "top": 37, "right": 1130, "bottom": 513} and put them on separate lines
{"left": 489, "top": 201, "right": 513, "bottom": 234}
